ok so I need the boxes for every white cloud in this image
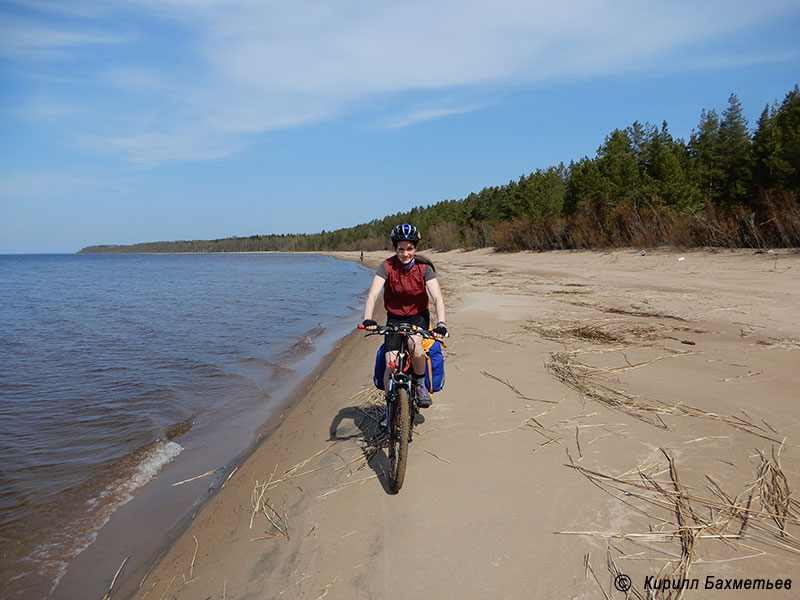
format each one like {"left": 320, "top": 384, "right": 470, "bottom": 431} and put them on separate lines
{"left": 4, "top": 0, "right": 799, "bottom": 163}
{"left": 81, "top": 131, "right": 244, "bottom": 165}
{"left": 384, "top": 105, "right": 485, "bottom": 129}
{"left": 4, "top": 97, "right": 76, "bottom": 120}
{"left": 0, "top": 15, "right": 132, "bottom": 60}
{"left": 3, "top": 0, "right": 113, "bottom": 19}
{"left": 102, "top": 67, "right": 172, "bottom": 93}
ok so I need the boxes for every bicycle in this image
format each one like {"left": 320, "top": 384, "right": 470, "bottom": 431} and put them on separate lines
{"left": 358, "top": 322, "right": 446, "bottom": 492}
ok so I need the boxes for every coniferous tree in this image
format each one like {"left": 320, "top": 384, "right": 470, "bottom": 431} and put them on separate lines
{"left": 752, "top": 103, "right": 782, "bottom": 190}
{"left": 644, "top": 123, "right": 699, "bottom": 212}
{"left": 597, "top": 128, "right": 640, "bottom": 207}
{"left": 565, "top": 157, "right": 608, "bottom": 216}
{"left": 772, "top": 85, "right": 800, "bottom": 192}
{"left": 689, "top": 108, "right": 724, "bottom": 205}
{"left": 718, "top": 93, "right": 752, "bottom": 204}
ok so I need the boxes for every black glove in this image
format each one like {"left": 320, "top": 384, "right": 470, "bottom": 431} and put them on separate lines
{"left": 361, "top": 319, "right": 378, "bottom": 329}
{"left": 433, "top": 322, "right": 448, "bottom": 337}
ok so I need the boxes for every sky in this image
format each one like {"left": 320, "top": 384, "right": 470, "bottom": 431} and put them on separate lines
{"left": 1, "top": 1, "right": 799, "bottom": 253}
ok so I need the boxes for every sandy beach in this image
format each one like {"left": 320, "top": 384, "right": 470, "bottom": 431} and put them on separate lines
{"left": 99, "top": 248, "right": 799, "bottom": 599}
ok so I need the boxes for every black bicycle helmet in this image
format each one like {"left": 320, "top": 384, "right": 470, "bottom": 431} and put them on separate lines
{"left": 390, "top": 223, "right": 420, "bottom": 243}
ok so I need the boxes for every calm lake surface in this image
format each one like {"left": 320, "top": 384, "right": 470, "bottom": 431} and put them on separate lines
{"left": 0, "top": 253, "right": 371, "bottom": 598}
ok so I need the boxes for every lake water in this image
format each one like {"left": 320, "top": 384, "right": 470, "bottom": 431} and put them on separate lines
{"left": 0, "top": 253, "right": 372, "bottom": 598}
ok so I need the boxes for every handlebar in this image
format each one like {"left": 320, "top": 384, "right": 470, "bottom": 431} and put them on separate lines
{"left": 358, "top": 322, "right": 449, "bottom": 338}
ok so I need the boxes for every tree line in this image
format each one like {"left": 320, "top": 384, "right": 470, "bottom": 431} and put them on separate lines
{"left": 80, "top": 85, "right": 799, "bottom": 254}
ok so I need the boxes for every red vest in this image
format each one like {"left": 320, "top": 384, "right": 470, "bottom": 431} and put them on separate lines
{"left": 383, "top": 256, "right": 429, "bottom": 316}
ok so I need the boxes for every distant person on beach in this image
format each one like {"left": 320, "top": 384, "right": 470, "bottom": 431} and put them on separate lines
{"left": 361, "top": 224, "right": 447, "bottom": 407}
{"left": 360, "top": 250, "right": 364, "bottom": 262}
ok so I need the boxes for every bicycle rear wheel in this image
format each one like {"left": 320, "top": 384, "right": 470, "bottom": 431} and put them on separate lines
{"left": 388, "top": 387, "right": 410, "bottom": 492}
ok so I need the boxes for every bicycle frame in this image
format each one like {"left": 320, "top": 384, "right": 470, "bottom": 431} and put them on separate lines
{"left": 385, "top": 335, "right": 418, "bottom": 432}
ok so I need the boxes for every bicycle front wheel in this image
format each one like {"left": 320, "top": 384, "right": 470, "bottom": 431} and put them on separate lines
{"left": 388, "top": 387, "right": 410, "bottom": 492}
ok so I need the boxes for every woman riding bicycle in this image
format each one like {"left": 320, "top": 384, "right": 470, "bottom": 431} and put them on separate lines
{"left": 361, "top": 224, "right": 448, "bottom": 407}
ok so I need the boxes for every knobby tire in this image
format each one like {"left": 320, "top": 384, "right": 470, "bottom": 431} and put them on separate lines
{"left": 389, "top": 387, "right": 410, "bottom": 492}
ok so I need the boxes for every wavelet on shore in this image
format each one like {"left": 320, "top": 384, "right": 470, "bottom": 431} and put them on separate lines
{"left": 0, "top": 253, "right": 372, "bottom": 599}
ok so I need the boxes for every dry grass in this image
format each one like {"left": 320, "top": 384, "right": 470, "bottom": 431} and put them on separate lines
{"left": 523, "top": 318, "right": 665, "bottom": 344}
{"left": 561, "top": 447, "right": 800, "bottom": 599}
{"left": 248, "top": 441, "right": 344, "bottom": 542}
{"left": 522, "top": 317, "right": 783, "bottom": 441}
{"left": 342, "top": 386, "right": 389, "bottom": 472}
{"left": 756, "top": 337, "right": 800, "bottom": 351}
{"left": 248, "top": 386, "right": 389, "bottom": 534}
{"left": 547, "top": 347, "right": 783, "bottom": 442}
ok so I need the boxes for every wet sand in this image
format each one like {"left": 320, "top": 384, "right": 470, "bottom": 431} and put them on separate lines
{"left": 107, "top": 248, "right": 799, "bottom": 599}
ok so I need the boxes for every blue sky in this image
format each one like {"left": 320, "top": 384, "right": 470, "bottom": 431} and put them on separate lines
{"left": 1, "top": 0, "right": 798, "bottom": 253}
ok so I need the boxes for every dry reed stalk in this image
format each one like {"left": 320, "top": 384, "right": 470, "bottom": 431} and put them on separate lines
{"left": 171, "top": 468, "right": 219, "bottom": 487}
{"left": 157, "top": 575, "right": 176, "bottom": 600}
{"left": 585, "top": 430, "right": 623, "bottom": 446}
{"left": 250, "top": 469, "right": 291, "bottom": 542}
{"left": 605, "top": 351, "right": 700, "bottom": 374}
{"left": 250, "top": 533, "right": 282, "bottom": 541}
{"left": 102, "top": 554, "right": 130, "bottom": 600}
{"left": 480, "top": 370, "right": 523, "bottom": 395}
{"left": 138, "top": 548, "right": 167, "bottom": 590}
{"left": 568, "top": 462, "right": 800, "bottom": 529}
{"left": 524, "top": 318, "right": 665, "bottom": 344}
{"left": 521, "top": 420, "right": 562, "bottom": 445}
{"left": 583, "top": 554, "right": 611, "bottom": 600}
{"left": 180, "top": 535, "right": 200, "bottom": 584}
{"left": 424, "top": 449, "right": 451, "bottom": 464}
{"left": 260, "top": 497, "right": 287, "bottom": 538}
{"left": 190, "top": 535, "right": 199, "bottom": 577}
{"left": 284, "top": 495, "right": 289, "bottom": 541}
{"left": 662, "top": 450, "right": 699, "bottom": 598}
{"left": 755, "top": 446, "right": 795, "bottom": 536}
{"left": 282, "top": 443, "right": 337, "bottom": 478}
{"left": 603, "top": 306, "right": 687, "bottom": 321}
{"left": 478, "top": 428, "right": 513, "bottom": 437}
{"left": 682, "top": 435, "right": 730, "bottom": 445}
{"left": 547, "top": 348, "right": 783, "bottom": 441}
{"left": 220, "top": 466, "right": 238, "bottom": 489}
{"left": 316, "top": 576, "right": 340, "bottom": 600}
{"left": 532, "top": 438, "right": 561, "bottom": 453}
{"left": 316, "top": 473, "right": 380, "bottom": 499}
{"left": 248, "top": 444, "right": 340, "bottom": 521}
{"left": 547, "top": 349, "right": 670, "bottom": 428}
{"left": 560, "top": 531, "right": 745, "bottom": 541}
{"left": 461, "top": 332, "right": 521, "bottom": 346}
{"left": 334, "top": 450, "right": 377, "bottom": 472}
{"left": 564, "top": 447, "right": 800, "bottom": 599}
{"left": 249, "top": 467, "right": 274, "bottom": 530}
{"left": 531, "top": 317, "right": 786, "bottom": 444}
{"left": 532, "top": 399, "right": 565, "bottom": 420}
{"left": 140, "top": 580, "right": 158, "bottom": 599}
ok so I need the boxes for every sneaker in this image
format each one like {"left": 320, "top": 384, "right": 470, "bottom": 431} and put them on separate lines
{"left": 380, "top": 409, "right": 388, "bottom": 430}
{"left": 416, "top": 386, "right": 432, "bottom": 408}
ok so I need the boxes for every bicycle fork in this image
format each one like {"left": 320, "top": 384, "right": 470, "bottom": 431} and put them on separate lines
{"left": 386, "top": 378, "right": 416, "bottom": 443}
{"left": 385, "top": 375, "right": 413, "bottom": 432}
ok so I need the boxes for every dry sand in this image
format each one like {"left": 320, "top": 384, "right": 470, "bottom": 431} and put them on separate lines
{"left": 107, "top": 248, "right": 799, "bottom": 599}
